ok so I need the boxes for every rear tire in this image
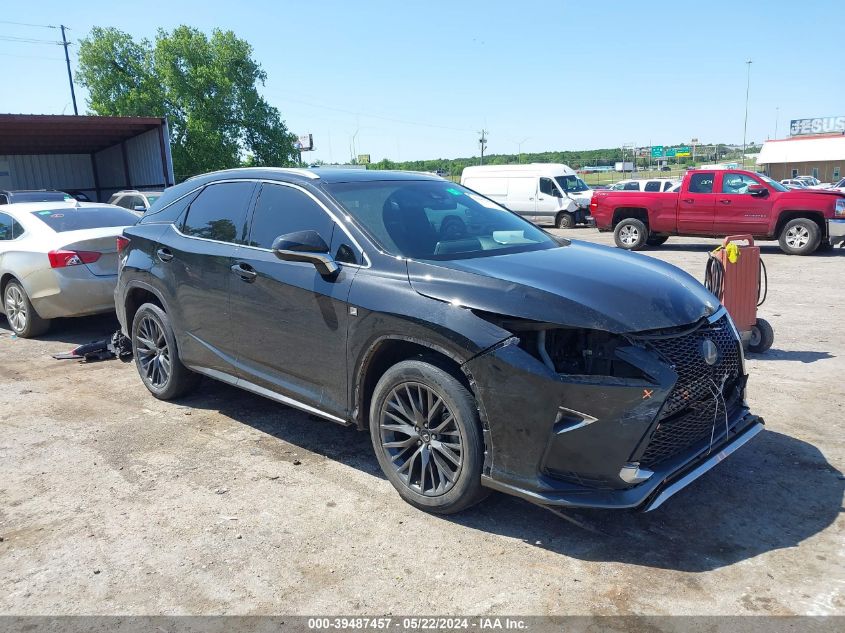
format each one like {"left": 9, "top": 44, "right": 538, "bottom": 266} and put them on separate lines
{"left": 614, "top": 218, "right": 649, "bottom": 250}
{"left": 3, "top": 280, "right": 50, "bottom": 338}
{"left": 369, "top": 360, "right": 488, "bottom": 514}
{"left": 131, "top": 302, "right": 200, "bottom": 400}
{"left": 748, "top": 318, "right": 774, "bottom": 353}
{"left": 646, "top": 235, "right": 669, "bottom": 246}
{"left": 778, "top": 218, "right": 820, "bottom": 255}
{"left": 555, "top": 212, "right": 575, "bottom": 229}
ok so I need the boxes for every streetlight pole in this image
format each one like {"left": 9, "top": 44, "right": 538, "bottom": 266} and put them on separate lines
{"left": 516, "top": 137, "right": 529, "bottom": 164}
{"left": 479, "top": 129, "right": 488, "bottom": 166}
{"left": 742, "top": 59, "right": 752, "bottom": 168}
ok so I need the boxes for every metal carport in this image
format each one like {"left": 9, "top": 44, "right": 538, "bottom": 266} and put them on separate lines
{"left": 0, "top": 114, "right": 174, "bottom": 202}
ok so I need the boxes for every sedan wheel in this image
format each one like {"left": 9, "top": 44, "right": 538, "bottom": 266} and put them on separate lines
{"left": 3, "top": 280, "right": 49, "bottom": 338}
{"left": 379, "top": 382, "right": 464, "bottom": 497}
{"left": 4, "top": 284, "right": 27, "bottom": 332}
{"left": 618, "top": 225, "right": 640, "bottom": 245}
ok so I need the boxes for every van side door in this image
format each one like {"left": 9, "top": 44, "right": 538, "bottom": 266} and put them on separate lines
{"left": 504, "top": 177, "right": 538, "bottom": 221}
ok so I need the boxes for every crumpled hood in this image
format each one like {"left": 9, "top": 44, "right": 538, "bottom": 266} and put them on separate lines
{"left": 407, "top": 240, "right": 719, "bottom": 334}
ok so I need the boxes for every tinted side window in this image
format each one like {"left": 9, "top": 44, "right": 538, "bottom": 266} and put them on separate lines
{"left": 644, "top": 181, "right": 661, "bottom": 192}
{"left": 623, "top": 181, "right": 640, "bottom": 190}
{"left": 663, "top": 181, "right": 674, "bottom": 191}
{"left": 140, "top": 188, "right": 200, "bottom": 225}
{"left": 0, "top": 212, "right": 23, "bottom": 240}
{"left": 181, "top": 182, "right": 255, "bottom": 243}
{"left": 539, "top": 178, "right": 557, "bottom": 196}
{"left": 247, "top": 184, "right": 334, "bottom": 250}
{"left": 688, "top": 173, "right": 715, "bottom": 194}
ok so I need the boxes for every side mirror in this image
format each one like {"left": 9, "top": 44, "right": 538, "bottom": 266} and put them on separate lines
{"left": 748, "top": 184, "right": 768, "bottom": 197}
{"left": 272, "top": 230, "right": 339, "bottom": 276}
{"left": 134, "top": 205, "right": 146, "bottom": 212}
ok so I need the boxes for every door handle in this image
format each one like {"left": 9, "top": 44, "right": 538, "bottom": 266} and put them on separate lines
{"left": 529, "top": 197, "right": 534, "bottom": 201}
{"left": 719, "top": 199, "right": 732, "bottom": 205}
{"left": 156, "top": 247, "right": 173, "bottom": 262}
{"left": 538, "top": 197, "right": 545, "bottom": 200}
{"left": 682, "top": 199, "right": 694, "bottom": 204}
{"left": 231, "top": 263, "right": 257, "bottom": 282}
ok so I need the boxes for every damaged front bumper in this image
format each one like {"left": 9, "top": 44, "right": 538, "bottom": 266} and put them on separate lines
{"left": 464, "top": 309, "right": 764, "bottom": 511}
{"left": 480, "top": 413, "right": 763, "bottom": 511}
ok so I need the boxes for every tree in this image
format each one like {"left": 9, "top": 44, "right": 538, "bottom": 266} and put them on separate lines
{"left": 77, "top": 26, "right": 298, "bottom": 180}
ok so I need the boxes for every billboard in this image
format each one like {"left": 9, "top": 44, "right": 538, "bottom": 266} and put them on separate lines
{"left": 790, "top": 116, "right": 845, "bottom": 136}
{"left": 357, "top": 154, "right": 371, "bottom": 165}
{"left": 294, "top": 134, "right": 314, "bottom": 151}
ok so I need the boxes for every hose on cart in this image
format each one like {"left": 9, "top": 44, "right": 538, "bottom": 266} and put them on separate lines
{"left": 704, "top": 254, "right": 724, "bottom": 300}
{"left": 704, "top": 248, "right": 768, "bottom": 307}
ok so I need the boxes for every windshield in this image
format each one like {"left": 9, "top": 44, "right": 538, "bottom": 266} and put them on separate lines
{"left": 145, "top": 194, "right": 161, "bottom": 204}
{"left": 324, "top": 180, "right": 557, "bottom": 260}
{"left": 555, "top": 175, "right": 589, "bottom": 193}
{"left": 31, "top": 206, "right": 139, "bottom": 232}
{"left": 11, "top": 191, "right": 72, "bottom": 203}
{"left": 759, "top": 175, "right": 789, "bottom": 192}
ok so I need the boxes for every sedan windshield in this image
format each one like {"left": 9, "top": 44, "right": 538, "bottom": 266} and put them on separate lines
{"left": 555, "top": 175, "right": 589, "bottom": 193}
{"left": 324, "top": 180, "right": 557, "bottom": 260}
{"left": 31, "top": 206, "right": 139, "bottom": 232}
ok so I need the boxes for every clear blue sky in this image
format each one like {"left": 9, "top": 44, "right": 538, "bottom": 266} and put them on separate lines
{"left": 2, "top": 0, "right": 843, "bottom": 162}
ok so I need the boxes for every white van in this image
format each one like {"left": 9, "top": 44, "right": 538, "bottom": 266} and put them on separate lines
{"left": 460, "top": 164, "right": 591, "bottom": 228}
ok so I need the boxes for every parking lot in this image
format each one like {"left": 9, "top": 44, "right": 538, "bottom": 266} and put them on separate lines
{"left": 1, "top": 230, "right": 843, "bottom": 616}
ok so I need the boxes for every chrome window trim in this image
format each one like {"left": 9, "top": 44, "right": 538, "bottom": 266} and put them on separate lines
{"left": 172, "top": 178, "right": 371, "bottom": 269}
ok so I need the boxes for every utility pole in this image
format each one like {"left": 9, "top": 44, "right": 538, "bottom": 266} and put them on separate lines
{"left": 742, "top": 59, "right": 752, "bottom": 168}
{"left": 478, "top": 129, "right": 488, "bottom": 165}
{"left": 60, "top": 25, "right": 78, "bottom": 115}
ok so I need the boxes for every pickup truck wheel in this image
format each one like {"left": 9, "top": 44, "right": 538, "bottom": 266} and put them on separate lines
{"left": 614, "top": 218, "right": 648, "bottom": 250}
{"left": 555, "top": 212, "right": 575, "bottom": 229}
{"left": 646, "top": 235, "right": 669, "bottom": 246}
{"left": 778, "top": 218, "right": 820, "bottom": 255}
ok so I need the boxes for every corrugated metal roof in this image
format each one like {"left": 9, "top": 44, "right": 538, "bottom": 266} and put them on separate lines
{"left": 757, "top": 134, "right": 845, "bottom": 164}
{"left": 0, "top": 114, "right": 164, "bottom": 154}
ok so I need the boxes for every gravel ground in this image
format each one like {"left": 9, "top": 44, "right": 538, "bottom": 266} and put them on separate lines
{"left": 0, "top": 231, "right": 843, "bottom": 616}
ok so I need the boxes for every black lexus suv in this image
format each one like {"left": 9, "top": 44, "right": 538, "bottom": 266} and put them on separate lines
{"left": 115, "top": 168, "right": 763, "bottom": 514}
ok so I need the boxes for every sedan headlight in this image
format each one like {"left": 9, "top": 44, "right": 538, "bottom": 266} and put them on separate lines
{"left": 836, "top": 198, "right": 845, "bottom": 216}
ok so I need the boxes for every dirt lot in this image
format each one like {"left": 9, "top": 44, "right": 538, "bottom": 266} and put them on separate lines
{"left": 1, "top": 231, "right": 843, "bottom": 616}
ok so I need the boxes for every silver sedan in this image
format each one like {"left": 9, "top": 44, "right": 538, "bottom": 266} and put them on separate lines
{"left": 0, "top": 201, "right": 139, "bottom": 337}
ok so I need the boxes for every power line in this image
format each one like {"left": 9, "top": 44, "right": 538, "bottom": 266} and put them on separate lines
{"left": 270, "top": 93, "right": 477, "bottom": 134}
{"left": 0, "top": 19, "right": 58, "bottom": 29}
{"left": 0, "top": 51, "right": 66, "bottom": 61}
{"left": 0, "top": 34, "right": 64, "bottom": 45}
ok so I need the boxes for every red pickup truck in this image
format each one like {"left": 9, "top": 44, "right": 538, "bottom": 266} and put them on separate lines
{"left": 591, "top": 169, "right": 845, "bottom": 255}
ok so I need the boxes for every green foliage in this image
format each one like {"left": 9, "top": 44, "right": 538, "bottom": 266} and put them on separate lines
{"left": 77, "top": 26, "right": 298, "bottom": 180}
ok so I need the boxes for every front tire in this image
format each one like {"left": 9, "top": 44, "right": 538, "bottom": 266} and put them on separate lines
{"left": 614, "top": 218, "right": 649, "bottom": 250}
{"left": 3, "top": 280, "right": 50, "bottom": 338}
{"left": 369, "top": 360, "right": 488, "bottom": 514}
{"left": 555, "top": 212, "right": 575, "bottom": 229}
{"left": 131, "top": 303, "right": 200, "bottom": 400}
{"left": 778, "top": 218, "right": 820, "bottom": 255}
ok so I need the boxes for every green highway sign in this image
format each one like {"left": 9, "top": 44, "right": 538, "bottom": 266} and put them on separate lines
{"left": 651, "top": 145, "right": 664, "bottom": 158}
{"left": 665, "top": 148, "right": 676, "bottom": 157}
{"left": 676, "top": 145, "right": 691, "bottom": 157}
